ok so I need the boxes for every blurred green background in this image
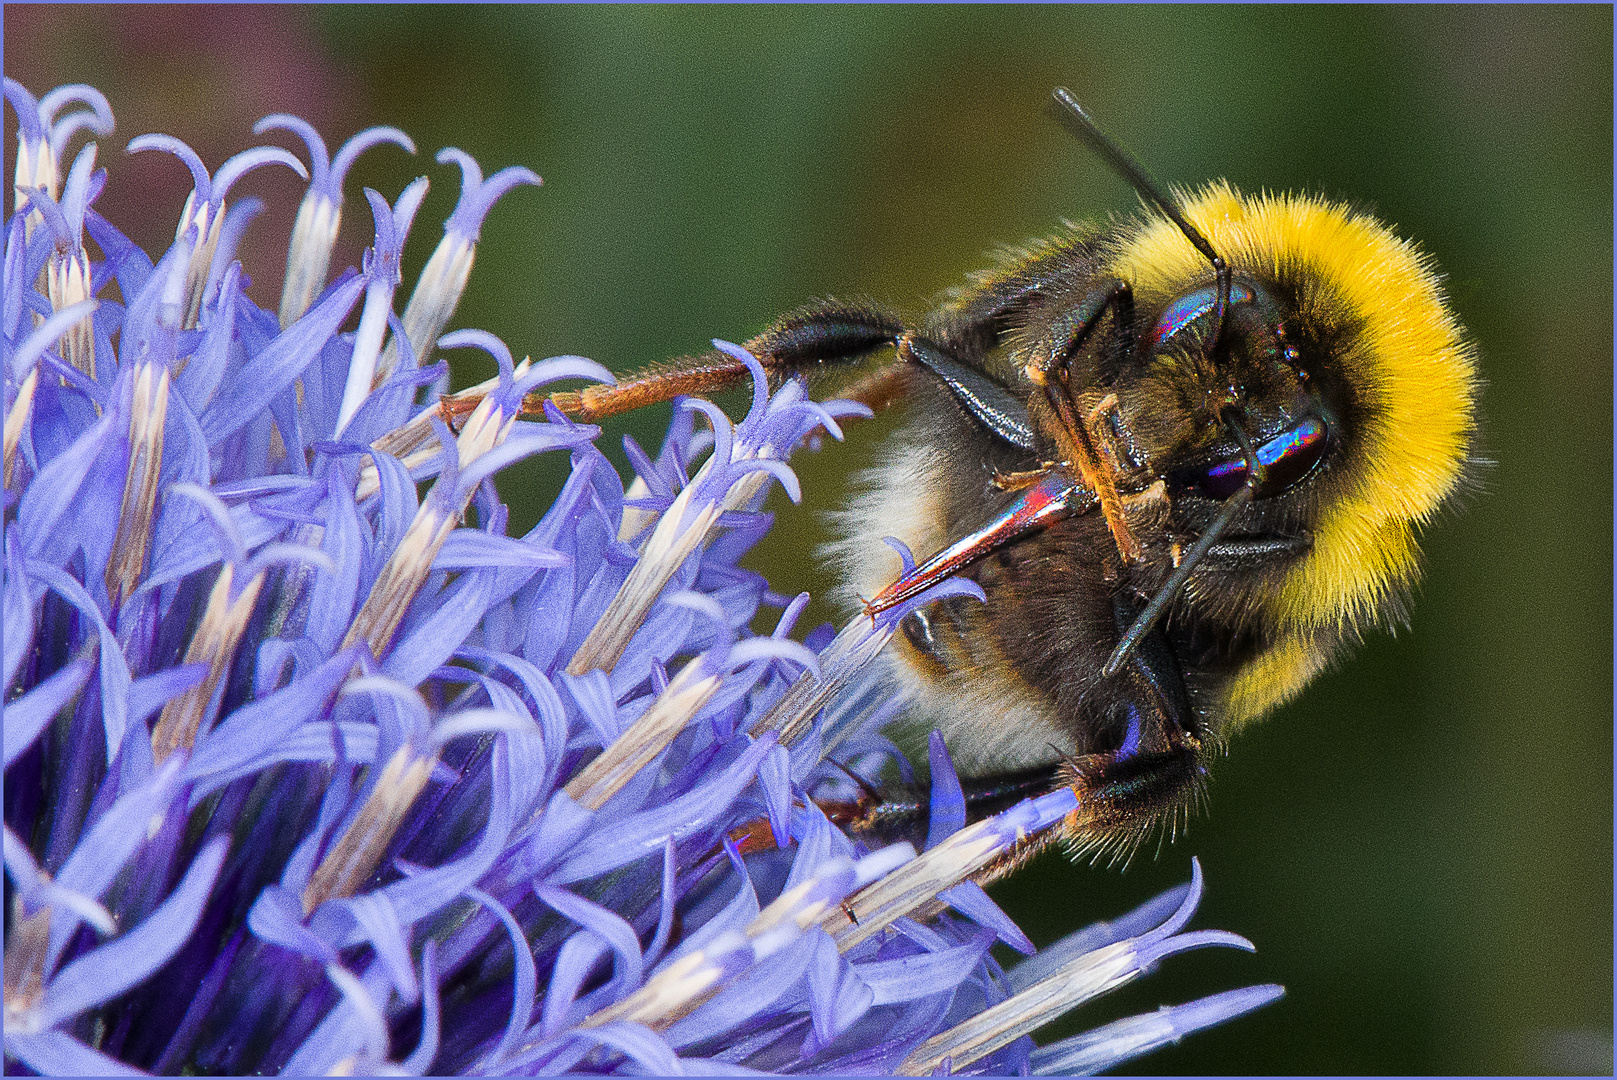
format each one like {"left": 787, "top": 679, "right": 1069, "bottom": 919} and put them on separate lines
{"left": 8, "top": 6, "right": 1611, "bottom": 1074}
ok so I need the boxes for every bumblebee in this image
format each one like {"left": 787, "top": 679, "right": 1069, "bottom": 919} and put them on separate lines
{"left": 536, "top": 89, "right": 1478, "bottom": 866}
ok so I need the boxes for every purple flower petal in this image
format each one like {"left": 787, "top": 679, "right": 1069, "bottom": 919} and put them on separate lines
{"left": 182, "top": 647, "right": 359, "bottom": 793}
{"left": 125, "top": 663, "right": 208, "bottom": 728}
{"left": 126, "top": 133, "right": 212, "bottom": 203}
{"left": 759, "top": 742, "right": 793, "bottom": 849}
{"left": 49, "top": 759, "right": 185, "bottom": 955}
{"left": 212, "top": 142, "right": 308, "bottom": 203}
{"left": 520, "top": 788, "right": 595, "bottom": 880}
{"left": 437, "top": 149, "right": 541, "bottom": 242}
{"left": 305, "top": 473, "right": 366, "bottom": 653}
{"left": 1028, "top": 984, "right": 1286, "bottom": 1075}
{"left": 2, "top": 539, "right": 32, "bottom": 693}
{"left": 382, "top": 567, "right": 497, "bottom": 684}
{"left": 308, "top": 962, "right": 390, "bottom": 1071}
{"left": 924, "top": 730, "right": 966, "bottom": 851}
{"left": 200, "top": 268, "right": 365, "bottom": 443}
{"left": 513, "top": 355, "right": 616, "bottom": 401}
{"left": 663, "top": 854, "right": 760, "bottom": 968}
{"left": 536, "top": 882, "right": 646, "bottom": 1003}
{"left": 643, "top": 837, "right": 680, "bottom": 967}
{"left": 937, "top": 881, "right": 1034, "bottom": 956}
{"left": 561, "top": 668, "right": 620, "bottom": 748}
{"left": 803, "top": 928, "right": 871, "bottom": 1052}
{"left": 176, "top": 261, "right": 240, "bottom": 410}
{"left": 662, "top": 929, "right": 819, "bottom": 1051}
{"left": 39, "top": 83, "right": 114, "bottom": 158}
{"left": 853, "top": 930, "right": 995, "bottom": 1007}
{"left": 337, "top": 892, "right": 417, "bottom": 1001}
{"left": 541, "top": 928, "right": 612, "bottom": 1037}
{"left": 246, "top": 883, "right": 339, "bottom": 964}
{"left": 400, "top": 940, "right": 442, "bottom": 1074}
{"left": 3, "top": 652, "right": 92, "bottom": 767}
{"left": 550, "top": 736, "right": 774, "bottom": 883}
{"left": 201, "top": 196, "right": 262, "bottom": 304}
{"left": 376, "top": 735, "right": 515, "bottom": 925}
{"left": 369, "top": 446, "right": 419, "bottom": 546}
{"left": 331, "top": 126, "right": 417, "bottom": 193}
{"left": 24, "top": 561, "right": 131, "bottom": 762}
{"left": 466, "top": 886, "right": 539, "bottom": 1068}
{"left": 17, "top": 394, "right": 119, "bottom": 563}
{"left": 434, "top": 529, "right": 567, "bottom": 571}
{"left": 452, "top": 423, "right": 599, "bottom": 500}
{"left": 4, "top": 1031, "right": 149, "bottom": 1076}
{"left": 38, "top": 836, "right": 227, "bottom": 1030}
{"left": 566, "top": 1020, "right": 682, "bottom": 1076}
{"left": 3, "top": 76, "right": 45, "bottom": 140}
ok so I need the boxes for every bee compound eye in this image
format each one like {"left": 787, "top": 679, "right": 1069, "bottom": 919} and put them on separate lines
{"left": 1150, "top": 281, "right": 1256, "bottom": 348}
{"left": 1172, "top": 414, "right": 1330, "bottom": 501}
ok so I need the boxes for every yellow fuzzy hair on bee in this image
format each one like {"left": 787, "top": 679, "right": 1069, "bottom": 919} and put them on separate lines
{"left": 1112, "top": 182, "right": 1478, "bottom": 724}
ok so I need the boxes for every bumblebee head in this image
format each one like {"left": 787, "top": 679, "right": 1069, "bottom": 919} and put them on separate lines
{"left": 1108, "top": 183, "right": 1479, "bottom": 721}
{"left": 1116, "top": 270, "right": 1336, "bottom": 505}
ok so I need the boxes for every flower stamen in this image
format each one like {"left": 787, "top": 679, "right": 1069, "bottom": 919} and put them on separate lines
{"left": 105, "top": 361, "right": 170, "bottom": 609}
{"left": 150, "top": 562, "right": 266, "bottom": 762}
{"left": 301, "top": 745, "right": 435, "bottom": 914}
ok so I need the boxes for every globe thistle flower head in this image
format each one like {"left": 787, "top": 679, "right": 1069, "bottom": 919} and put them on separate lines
{"left": 3, "top": 78, "right": 1280, "bottom": 1075}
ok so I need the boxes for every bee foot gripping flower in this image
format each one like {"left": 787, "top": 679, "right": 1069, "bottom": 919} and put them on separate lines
{"left": 4, "top": 79, "right": 1279, "bottom": 1075}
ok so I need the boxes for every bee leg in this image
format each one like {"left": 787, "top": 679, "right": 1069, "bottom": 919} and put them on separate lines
{"left": 1021, "top": 280, "right": 1143, "bottom": 563}
{"left": 1047, "top": 381, "right": 1140, "bottom": 562}
{"left": 1024, "top": 279, "right": 1133, "bottom": 390}
{"left": 1086, "top": 392, "right": 1147, "bottom": 475}
{"left": 865, "top": 471, "right": 1095, "bottom": 616}
{"left": 896, "top": 336, "right": 1037, "bottom": 452}
{"left": 842, "top": 763, "right": 1067, "bottom": 875}
{"left": 939, "top": 599, "right": 1204, "bottom": 873}
{"left": 540, "top": 299, "right": 913, "bottom": 422}
{"left": 1103, "top": 413, "right": 1267, "bottom": 677}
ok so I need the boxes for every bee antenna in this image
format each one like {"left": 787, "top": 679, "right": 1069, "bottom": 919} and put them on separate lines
{"left": 1050, "top": 88, "right": 1232, "bottom": 355}
{"left": 1102, "top": 413, "right": 1264, "bottom": 679}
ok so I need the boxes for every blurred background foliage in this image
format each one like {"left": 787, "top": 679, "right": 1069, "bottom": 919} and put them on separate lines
{"left": 7, "top": 6, "right": 1611, "bottom": 1074}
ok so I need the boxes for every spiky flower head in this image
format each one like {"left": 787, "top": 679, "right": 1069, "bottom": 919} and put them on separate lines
{"left": 3, "top": 79, "right": 1280, "bottom": 1075}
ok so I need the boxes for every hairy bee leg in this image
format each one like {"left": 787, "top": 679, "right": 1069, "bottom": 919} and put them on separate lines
{"left": 429, "top": 301, "right": 910, "bottom": 429}
{"left": 865, "top": 471, "right": 1095, "bottom": 616}
{"left": 839, "top": 764, "right": 1068, "bottom": 885}
{"left": 1044, "top": 377, "right": 1141, "bottom": 563}
{"left": 1021, "top": 279, "right": 1143, "bottom": 564}
{"left": 544, "top": 350, "right": 769, "bottom": 423}
{"left": 541, "top": 300, "right": 912, "bottom": 422}
{"left": 1103, "top": 413, "right": 1268, "bottom": 678}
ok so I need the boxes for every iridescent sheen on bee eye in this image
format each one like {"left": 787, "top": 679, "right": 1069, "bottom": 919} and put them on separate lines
{"left": 1175, "top": 414, "right": 1330, "bottom": 500}
{"left": 1151, "top": 281, "right": 1254, "bottom": 346}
